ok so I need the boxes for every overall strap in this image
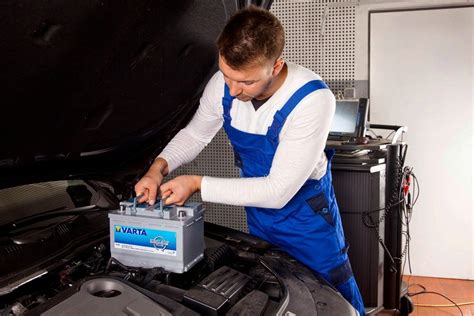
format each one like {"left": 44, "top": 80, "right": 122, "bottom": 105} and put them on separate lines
{"left": 222, "top": 84, "right": 234, "bottom": 124}
{"left": 267, "top": 80, "right": 328, "bottom": 145}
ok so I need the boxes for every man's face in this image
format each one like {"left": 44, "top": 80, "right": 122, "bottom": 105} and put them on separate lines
{"left": 218, "top": 55, "right": 281, "bottom": 102}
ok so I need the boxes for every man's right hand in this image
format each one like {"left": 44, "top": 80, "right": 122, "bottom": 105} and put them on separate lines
{"left": 134, "top": 157, "right": 169, "bottom": 205}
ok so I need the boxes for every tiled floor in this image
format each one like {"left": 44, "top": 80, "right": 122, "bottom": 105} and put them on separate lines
{"left": 377, "top": 275, "right": 474, "bottom": 316}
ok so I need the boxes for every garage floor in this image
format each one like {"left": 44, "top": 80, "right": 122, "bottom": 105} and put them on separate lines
{"left": 377, "top": 275, "right": 474, "bottom": 316}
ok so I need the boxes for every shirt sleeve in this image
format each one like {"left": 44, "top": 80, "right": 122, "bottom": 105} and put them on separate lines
{"left": 157, "top": 72, "right": 223, "bottom": 173}
{"left": 201, "top": 88, "right": 335, "bottom": 209}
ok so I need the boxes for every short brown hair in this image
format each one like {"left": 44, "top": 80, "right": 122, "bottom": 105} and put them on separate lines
{"left": 217, "top": 5, "right": 285, "bottom": 69}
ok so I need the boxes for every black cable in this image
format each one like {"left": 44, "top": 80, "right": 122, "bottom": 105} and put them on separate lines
{"left": 409, "top": 291, "right": 464, "bottom": 316}
{"left": 340, "top": 199, "right": 405, "bottom": 215}
{"left": 365, "top": 128, "right": 384, "bottom": 139}
{"left": 399, "top": 165, "right": 418, "bottom": 290}
{"left": 106, "top": 257, "right": 135, "bottom": 273}
{"left": 406, "top": 283, "right": 426, "bottom": 296}
{"left": 339, "top": 144, "right": 416, "bottom": 274}
{"left": 363, "top": 144, "right": 414, "bottom": 273}
{"left": 393, "top": 147, "right": 413, "bottom": 263}
{"left": 385, "top": 130, "right": 396, "bottom": 140}
{"left": 404, "top": 167, "right": 418, "bottom": 276}
{"left": 371, "top": 147, "right": 405, "bottom": 272}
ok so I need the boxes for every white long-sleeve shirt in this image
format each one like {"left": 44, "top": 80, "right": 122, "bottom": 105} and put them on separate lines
{"left": 158, "top": 62, "right": 335, "bottom": 209}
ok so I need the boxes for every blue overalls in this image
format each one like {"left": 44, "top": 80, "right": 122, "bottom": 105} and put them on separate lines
{"left": 222, "top": 80, "right": 365, "bottom": 315}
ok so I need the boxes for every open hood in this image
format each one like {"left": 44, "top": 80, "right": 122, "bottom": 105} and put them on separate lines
{"left": 0, "top": 0, "right": 271, "bottom": 190}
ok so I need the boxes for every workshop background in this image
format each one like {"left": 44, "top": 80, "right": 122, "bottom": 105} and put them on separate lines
{"left": 169, "top": 0, "right": 474, "bottom": 282}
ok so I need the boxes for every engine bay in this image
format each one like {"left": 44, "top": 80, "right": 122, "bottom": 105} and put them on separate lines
{"left": 1, "top": 233, "right": 290, "bottom": 315}
{"left": 0, "top": 182, "right": 357, "bottom": 315}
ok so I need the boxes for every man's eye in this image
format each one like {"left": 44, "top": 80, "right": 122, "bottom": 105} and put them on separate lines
{"left": 243, "top": 81, "right": 254, "bottom": 86}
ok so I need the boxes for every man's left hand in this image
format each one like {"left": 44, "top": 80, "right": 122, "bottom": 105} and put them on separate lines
{"left": 160, "top": 175, "right": 203, "bottom": 206}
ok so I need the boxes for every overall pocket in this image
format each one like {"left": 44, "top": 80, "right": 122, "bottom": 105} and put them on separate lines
{"left": 306, "top": 192, "right": 335, "bottom": 227}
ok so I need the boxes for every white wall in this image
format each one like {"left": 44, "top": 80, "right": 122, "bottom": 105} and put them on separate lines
{"left": 368, "top": 6, "right": 473, "bottom": 280}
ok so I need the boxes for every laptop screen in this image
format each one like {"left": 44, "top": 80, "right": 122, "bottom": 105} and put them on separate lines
{"left": 328, "top": 98, "right": 369, "bottom": 139}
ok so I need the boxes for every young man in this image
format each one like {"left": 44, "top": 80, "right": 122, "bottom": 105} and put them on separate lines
{"left": 135, "top": 5, "right": 365, "bottom": 315}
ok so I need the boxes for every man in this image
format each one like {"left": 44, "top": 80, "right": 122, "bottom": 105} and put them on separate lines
{"left": 135, "top": 5, "right": 365, "bottom": 315}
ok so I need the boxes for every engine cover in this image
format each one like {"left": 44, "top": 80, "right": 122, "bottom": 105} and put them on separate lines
{"left": 42, "top": 278, "right": 171, "bottom": 315}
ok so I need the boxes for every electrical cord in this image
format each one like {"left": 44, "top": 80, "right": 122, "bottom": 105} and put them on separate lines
{"left": 407, "top": 286, "right": 465, "bottom": 316}
{"left": 385, "top": 130, "right": 397, "bottom": 140}
{"left": 365, "top": 128, "right": 397, "bottom": 141}
{"left": 404, "top": 280, "right": 469, "bottom": 315}
{"left": 366, "top": 144, "right": 409, "bottom": 272}
{"left": 399, "top": 165, "right": 420, "bottom": 279}
{"left": 358, "top": 144, "right": 419, "bottom": 274}
{"left": 414, "top": 302, "right": 474, "bottom": 307}
{"left": 340, "top": 144, "right": 414, "bottom": 273}
{"left": 365, "top": 128, "right": 382, "bottom": 139}
{"left": 341, "top": 199, "right": 405, "bottom": 215}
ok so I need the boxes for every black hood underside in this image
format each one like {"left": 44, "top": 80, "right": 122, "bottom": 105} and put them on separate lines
{"left": 0, "top": 0, "right": 271, "bottom": 190}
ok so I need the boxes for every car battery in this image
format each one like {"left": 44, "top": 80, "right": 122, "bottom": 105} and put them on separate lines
{"left": 108, "top": 200, "right": 204, "bottom": 273}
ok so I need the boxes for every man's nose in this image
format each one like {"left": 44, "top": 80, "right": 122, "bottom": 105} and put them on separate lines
{"left": 228, "top": 81, "right": 242, "bottom": 97}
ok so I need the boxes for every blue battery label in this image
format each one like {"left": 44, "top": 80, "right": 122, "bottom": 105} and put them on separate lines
{"left": 113, "top": 225, "right": 177, "bottom": 256}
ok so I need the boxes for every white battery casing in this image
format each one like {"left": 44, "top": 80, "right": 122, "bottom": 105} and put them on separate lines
{"left": 108, "top": 202, "right": 204, "bottom": 273}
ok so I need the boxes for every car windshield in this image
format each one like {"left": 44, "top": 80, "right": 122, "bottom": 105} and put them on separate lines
{"left": 0, "top": 180, "right": 103, "bottom": 227}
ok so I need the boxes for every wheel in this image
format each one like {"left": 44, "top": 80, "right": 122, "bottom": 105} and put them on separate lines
{"left": 399, "top": 294, "right": 414, "bottom": 315}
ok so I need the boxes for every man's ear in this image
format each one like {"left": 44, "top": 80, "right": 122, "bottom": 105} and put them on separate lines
{"left": 272, "top": 58, "right": 285, "bottom": 76}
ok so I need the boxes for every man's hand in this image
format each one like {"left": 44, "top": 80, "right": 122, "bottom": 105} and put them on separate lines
{"left": 135, "top": 158, "right": 169, "bottom": 205}
{"left": 160, "top": 175, "right": 203, "bottom": 206}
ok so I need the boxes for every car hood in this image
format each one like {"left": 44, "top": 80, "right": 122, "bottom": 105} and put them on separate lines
{"left": 0, "top": 0, "right": 260, "bottom": 190}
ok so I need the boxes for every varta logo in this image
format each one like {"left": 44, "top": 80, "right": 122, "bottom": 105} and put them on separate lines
{"left": 115, "top": 225, "right": 147, "bottom": 236}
